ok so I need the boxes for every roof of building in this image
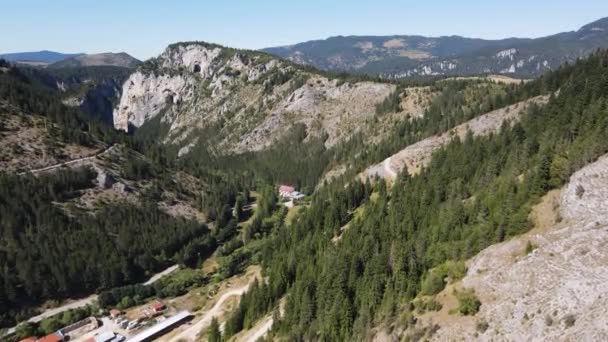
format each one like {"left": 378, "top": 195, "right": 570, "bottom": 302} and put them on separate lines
{"left": 37, "top": 332, "right": 63, "bottom": 342}
{"left": 127, "top": 311, "right": 192, "bottom": 342}
{"left": 150, "top": 301, "right": 165, "bottom": 310}
{"left": 279, "top": 185, "right": 295, "bottom": 193}
{"left": 19, "top": 337, "right": 37, "bottom": 342}
{"left": 94, "top": 331, "right": 116, "bottom": 342}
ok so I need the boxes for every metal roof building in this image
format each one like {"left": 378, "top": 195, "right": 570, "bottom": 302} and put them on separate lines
{"left": 95, "top": 331, "right": 116, "bottom": 342}
{"left": 127, "top": 311, "right": 192, "bottom": 342}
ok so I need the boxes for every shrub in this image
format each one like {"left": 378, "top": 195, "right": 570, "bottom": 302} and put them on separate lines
{"left": 476, "top": 320, "right": 489, "bottom": 333}
{"left": 412, "top": 297, "right": 443, "bottom": 313}
{"left": 563, "top": 314, "right": 576, "bottom": 328}
{"left": 421, "top": 260, "right": 467, "bottom": 295}
{"left": 421, "top": 270, "right": 446, "bottom": 295}
{"left": 525, "top": 240, "right": 537, "bottom": 255}
{"left": 456, "top": 289, "right": 481, "bottom": 315}
{"left": 576, "top": 184, "right": 585, "bottom": 199}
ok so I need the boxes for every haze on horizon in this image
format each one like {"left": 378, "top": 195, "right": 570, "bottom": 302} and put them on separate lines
{"left": 1, "top": 0, "right": 607, "bottom": 59}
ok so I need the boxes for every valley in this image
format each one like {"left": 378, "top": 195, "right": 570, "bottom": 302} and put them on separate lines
{"left": 2, "top": 11, "right": 608, "bottom": 342}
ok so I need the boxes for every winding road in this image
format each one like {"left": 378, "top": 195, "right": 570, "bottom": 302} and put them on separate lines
{"left": 17, "top": 144, "right": 116, "bottom": 176}
{"left": 237, "top": 316, "right": 273, "bottom": 342}
{"left": 169, "top": 283, "right": 251, "bottom": 342}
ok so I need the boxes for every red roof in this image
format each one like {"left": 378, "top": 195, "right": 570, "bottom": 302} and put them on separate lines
{"left": 19, "top": 338, "right": 37, "bottom": 342}
{"left": 279, "top": 185, "right": 295, "bottom": 193}
{"left": 151, "top": 301, "right": 165, "bottom": 310}
{"left": 37, "top": 333, "right": 63, "bottom": 342}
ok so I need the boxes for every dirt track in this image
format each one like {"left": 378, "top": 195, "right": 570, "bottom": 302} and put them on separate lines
{"left": 18, "top": 144, "right": 116, "bottom": 176}
{"left": 168, "top": 284, "right": 252, "bottom": 341}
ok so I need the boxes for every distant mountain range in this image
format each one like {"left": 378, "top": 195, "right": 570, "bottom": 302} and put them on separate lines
{"left": 263, "top": 17, "right": 608, "bottom": 78}
{"left": 0, "top": 50, "right": 83, "bottom": 64}
{"left": 0, "top": 51, "right": 140, "bottom": 68}
{"left": 48, "top": 52, "right": 141, "bottom": 69}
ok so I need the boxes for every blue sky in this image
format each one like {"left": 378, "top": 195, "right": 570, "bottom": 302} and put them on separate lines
{"left": 1, "top": 0, "right": 607, "bottom": 59}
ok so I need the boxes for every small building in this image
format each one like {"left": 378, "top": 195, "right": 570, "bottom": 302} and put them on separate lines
{"left": 278, "top": 185, "right": 295, "bottom": 198}
{"left": 291, "top": 191, "right": 305, "bottom": 200}
{"left": 94, "top": 331, "right": 116, "bottom": 342}
{"left": 19, "top": 337, "right": 37, "bottom": 342}
{"left": 110, "top": 309, "right": 123, "bottom": 319}
{"left": 150, "top": 301, "right": 166, "bottom": 313}
{"left": 279, "top": 185, "right": 306, "bottom": 201}
{"left": 127, "top": 311, "right": 193, "bottom": 342}
{"left": 37, "top": 332, "right": 64, "bottom": 342}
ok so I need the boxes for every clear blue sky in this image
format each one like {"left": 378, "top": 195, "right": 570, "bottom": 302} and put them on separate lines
{"left": 1, "top": 0, "right": 607, "bottom": 60}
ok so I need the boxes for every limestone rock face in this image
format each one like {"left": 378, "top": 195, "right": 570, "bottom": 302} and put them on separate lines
{"left": 112, "top": 42, "right": 396, "bottom": 154}
{"left": 113, "top": 71, "right": 190, "bottom": 131}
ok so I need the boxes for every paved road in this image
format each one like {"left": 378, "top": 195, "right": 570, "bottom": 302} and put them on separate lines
{"left": 18, "top": 145, "right": 116, "bottom": 176}
{"left": 5, "top": 264, "right": 178, "bottom": 335}
{"left": 169, "top": 284, "right": 251, "bottom": 342}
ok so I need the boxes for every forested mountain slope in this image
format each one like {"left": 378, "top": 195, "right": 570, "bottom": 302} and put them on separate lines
{"left": 0, "top": 60, "right": 215, "bottom": 328}
{"left": 263, "top": 17, "right": 608, "bottom": 78}
{"left": 21, "top": 65, "right": 134, "bottom": 125}
{"left": 364, "top": 94, "right": 550, "bottom": 180}
{"left": 3, "top": 45, "right": 608, "bottom": 342}
{"left": 224, "top": 51, "right": 608, "bottom": 341}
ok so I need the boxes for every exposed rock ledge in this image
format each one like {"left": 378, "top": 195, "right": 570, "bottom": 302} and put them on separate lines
{"left": 418, "top": 154, "right": 608, "bottom": 341}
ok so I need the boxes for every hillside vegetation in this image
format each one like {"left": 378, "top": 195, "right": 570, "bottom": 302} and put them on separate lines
{"left": 3, "top": 44, "right": 608, "bottom": 342}
{"left": 221, "top": 51, "right": 608, "bottom": 340}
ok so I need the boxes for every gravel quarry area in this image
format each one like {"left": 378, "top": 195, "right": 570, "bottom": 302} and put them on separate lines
{"left": 426, "top": 154, "right": 608, "bottom": 341}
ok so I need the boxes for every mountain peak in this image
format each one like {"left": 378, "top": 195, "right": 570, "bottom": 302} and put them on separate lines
{"left": 48, "top": 52, "right": 141, "bottom": 68}
{"left": 579, "top": 16, "right": 608, "bottom": 32}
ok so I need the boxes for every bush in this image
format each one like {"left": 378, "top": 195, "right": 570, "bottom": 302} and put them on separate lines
{"left": 421, "top": 260, "right": 467, "bottom": 295}
{"left": 421, "top": 271, "right": 446, "bottom": 295}
{"left": 525, "top": 240, "right": 537, "bottom": 255}
{"left": 413, "top": 297, "right": 443, "bottom": 313}
{"left": 576, "top": 185, "right": 585, "bottom": 199}
{"left": 456, "top": 289, "right": 481, "bottom": 315}
{"left": 563, "top": 314, "right": 576, "bottom": 328}
{"left": 476, "top": 320, "right": 489, "bottom": 332}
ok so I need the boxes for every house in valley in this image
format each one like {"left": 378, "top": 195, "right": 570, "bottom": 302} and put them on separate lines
{"left": 278, "top": 184, "right": 305, "bottom": 201}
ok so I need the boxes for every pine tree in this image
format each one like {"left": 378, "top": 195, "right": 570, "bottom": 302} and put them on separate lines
{"left": 207, "top": 317, "right": 222, "bottom": 342}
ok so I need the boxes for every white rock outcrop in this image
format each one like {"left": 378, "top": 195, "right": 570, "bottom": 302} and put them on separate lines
{"left": 426, "top": 154, "right": 608, "bottom": 341}
{"left": 113, "top": 72, "right": 190, "bottom": 131}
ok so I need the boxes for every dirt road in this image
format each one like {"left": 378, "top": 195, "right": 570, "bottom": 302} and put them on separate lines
{"left": 235, "top": 316, "right": 273, "bottom": 342}
{"left": 18, "top": 144, "right": 116, "bottom": 176}
{"left": 169, "top": 284, "right": 251, "bottom": 342}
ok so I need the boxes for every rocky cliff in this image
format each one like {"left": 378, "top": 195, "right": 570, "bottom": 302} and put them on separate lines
{"left": 114, "top": 42, "right": 396, "bottom": 155}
